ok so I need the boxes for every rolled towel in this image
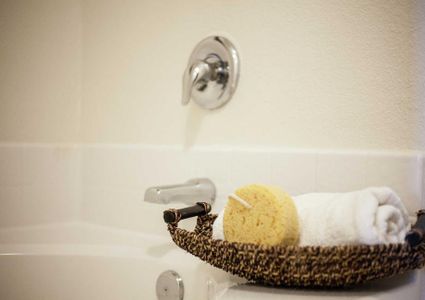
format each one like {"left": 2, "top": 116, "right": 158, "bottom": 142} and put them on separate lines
{"left": 294, "top": 187, "right": 410, "bottom": 246}
{"left": 213, "top": 187, "right": 410, "bottom": 246}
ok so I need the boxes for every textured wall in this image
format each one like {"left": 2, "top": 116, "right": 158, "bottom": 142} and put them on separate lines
{"left": 0, "top": 0, "right": 82, "bottom": 143}
{"left": 81, "top": 0, "right": 424, "bottom": 150}
{"left": 416, "top": 0, "right": 425, "bottom": 151}
{"left": 0, "top": 1, "right": 423, "bottom": 151}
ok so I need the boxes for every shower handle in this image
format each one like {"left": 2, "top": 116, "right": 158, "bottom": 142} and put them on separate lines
{"left": 182, "top": 60, "right": 211, "bottom": 105}
{"left": 181, "top": 36, "right": 239, "bottom": 110}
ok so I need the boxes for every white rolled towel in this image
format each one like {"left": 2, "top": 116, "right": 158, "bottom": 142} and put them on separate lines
{"left": 213, "top": 187, "right": 410, "bottom": 246}
{"left": 295, "top": 187, "right": 410, "bottom": 246}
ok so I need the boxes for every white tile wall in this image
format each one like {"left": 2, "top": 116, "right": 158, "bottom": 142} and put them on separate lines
{"left": 80, "top": 145, "right": 425, "bottom": 234}
{"left": 316, "top": 152, "right": 369, "bottom": 192}
{"left": 269, "top": 151, "right": 316, "bottom": 196}
{"left": 364, "top": 153, "right": 424, "bottom": 213}
{"left": 0, "top": 144, "right": 81, "bottom": 227}
{"left": 0, "top": 144, "right": 423, "bottom": 232}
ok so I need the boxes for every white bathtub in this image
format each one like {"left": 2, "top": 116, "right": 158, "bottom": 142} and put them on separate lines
{"left": 0, "top": 222, "right": 235, "bottom": 300}
{"left": 0, "top": 222, "right": 423, "bottom": 300}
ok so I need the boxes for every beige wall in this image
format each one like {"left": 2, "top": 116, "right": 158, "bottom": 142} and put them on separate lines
{"left": 81, "top": 0, "right": 424, "bottom": 150}
{"left": 416, "top": 0, "right": 425, "bottom": 150}
{"left": 1, "top": 0, "right": 424, "bottom": 151}
{"left": 0, "top": 0, "right": 82, "bottom": 143}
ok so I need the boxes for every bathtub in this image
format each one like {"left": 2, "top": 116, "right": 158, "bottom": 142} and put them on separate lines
{"left": 0, "top": 222, "right": 423, "bottom": 300}
{"left": 0, "top": 222, "right": 235, "bottom": 300}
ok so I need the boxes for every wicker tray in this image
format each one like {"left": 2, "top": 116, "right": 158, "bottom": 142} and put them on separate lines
{"left": 163, "top": 203, "right": 425, "bottom": 288}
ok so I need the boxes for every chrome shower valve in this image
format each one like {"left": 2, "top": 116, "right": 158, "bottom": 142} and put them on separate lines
{"left": 182, "top": 36, "right": 239, "bottom": 110}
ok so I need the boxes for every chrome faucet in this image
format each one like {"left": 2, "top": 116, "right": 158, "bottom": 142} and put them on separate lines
{"left": 144, "top": 178, "right": 216, "bottom": 205}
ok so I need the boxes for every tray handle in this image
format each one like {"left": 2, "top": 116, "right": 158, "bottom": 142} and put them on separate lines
{"left": 163, "top": 202, "right": 211, "bottom": 224}
{"left": 405, "top": 210, "right": 425, "bottom": 247}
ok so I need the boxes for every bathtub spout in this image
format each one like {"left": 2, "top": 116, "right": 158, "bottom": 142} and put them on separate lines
{"left": 144, "top": 178, "right": 215, "bottom": 205}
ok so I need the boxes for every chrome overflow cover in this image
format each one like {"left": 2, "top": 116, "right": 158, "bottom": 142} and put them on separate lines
{"left": 182, "top": 36, "right": 240, "bottom": 110}
{"left": 156, "top": 270, "right": 184, "bottom": 300}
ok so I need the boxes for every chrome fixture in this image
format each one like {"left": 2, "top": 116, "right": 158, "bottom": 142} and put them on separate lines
{"left": 182, "top": 36, "right": 239, "bottom": 110}
{"left": 156, "top": 270, "right": 184, "bottom": 300}
{"left": 144, "top": 178, "right": 215, "bottom": 205}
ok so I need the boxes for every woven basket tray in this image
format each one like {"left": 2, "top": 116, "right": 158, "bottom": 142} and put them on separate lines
{"left": 163, "top": 203, "right": 425, "bottom": 288}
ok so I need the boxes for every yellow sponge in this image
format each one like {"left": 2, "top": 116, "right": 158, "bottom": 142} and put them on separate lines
{"left": 223, "top": 184, "right": 299, "bottom": 246}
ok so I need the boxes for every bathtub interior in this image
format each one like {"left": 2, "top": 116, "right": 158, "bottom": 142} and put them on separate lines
{"left": 0, "top": 221, "right": 237, "bottom": 300}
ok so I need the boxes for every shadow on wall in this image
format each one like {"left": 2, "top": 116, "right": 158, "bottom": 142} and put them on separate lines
{"left": 184, "top": 104, "right": 222, "bottom": 149}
